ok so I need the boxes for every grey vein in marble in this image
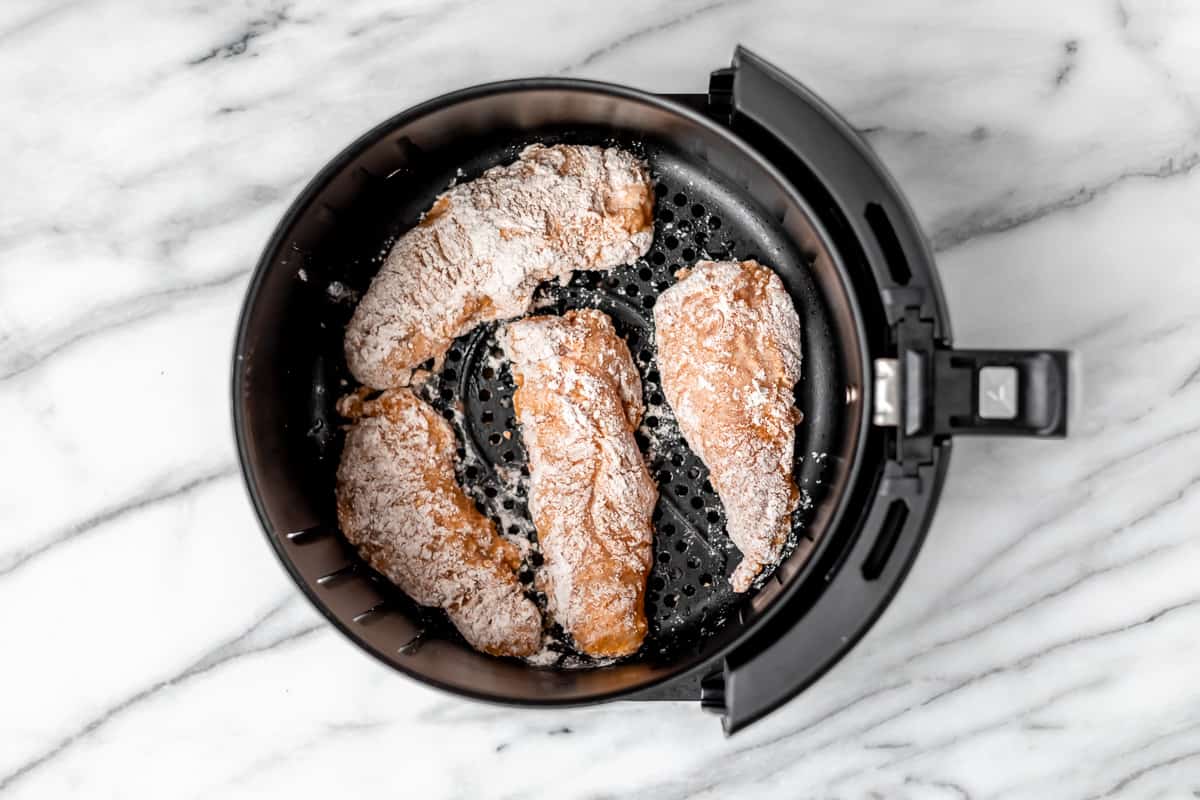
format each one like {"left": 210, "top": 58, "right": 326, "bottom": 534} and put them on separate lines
{"left": 565, "top": 0, "right": 740, "bottom": 72}
{"left": 0, "top": 464, "right": 237, "bottom": 579}
{"left": 931, "top": 148, "right": 1200, "bottom": 251}
{"left": 0, "top": 600, "right": 321, "bottom": 795}
{"left": 0, "top": 270, "right": 248, "bottom": 382}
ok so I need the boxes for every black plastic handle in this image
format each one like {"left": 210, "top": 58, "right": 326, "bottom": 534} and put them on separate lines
{"left": 894, "top": 331, "right": 1071, "bottom": 474}
{"left": 930, "top": 348, "right": 1070, "bottom": 437}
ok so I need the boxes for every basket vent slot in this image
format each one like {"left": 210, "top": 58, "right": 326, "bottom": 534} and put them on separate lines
{"left": 865, "top": 202, "right": 912, "bottom": 286}
{"left": 862, "top": 499, "right": 909, "bottom": 581}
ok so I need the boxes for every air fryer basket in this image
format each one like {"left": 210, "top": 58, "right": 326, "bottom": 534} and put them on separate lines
{"left": 234, "top": 82, "right": 870, "bottom": 702}
{"left": 235, "top": 48, "right": 1070, "bottom": 730}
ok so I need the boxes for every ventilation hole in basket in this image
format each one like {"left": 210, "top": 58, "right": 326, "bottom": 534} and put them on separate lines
{"left": 670, "top": 453, "right": 684, "bottom": 467}
{"left": 519, "top": 568, "right": 534, "bottom": 584}
{"left": 658, "top": 208, "right": 674, "bottom": 223}
{"left": 652, "top": 507, "right": 663, "bottom": 522}
{"left": 675, "top": 539, "right": 688, "bottom": 553}
{"left": 624, "top": 283, "right": 639, "bottom": 296}
{"left": 687, "top": 466, "right": 701, "bottom": 480}
{"left": 651, "top": 252, "right": 666, "bottom": 266}
{"left": 650, "top": 576, "right": 666, "bottom": 592}
{"left": 478, "top": 388, "right": 492, "bottom": 402}
{"left": 439, "top": 387, "right": 453, "bottom": 402}
{"left": 481, "top": 410, "right": 494, "bottom": 424}
{"left": 690, "top": 497, "right": 704, "bottom": 510}
{"left": 502, "top": 498, "right": 514, "bottom": 510}
{"left": 441, "top": 407, "right": 455, "bottom": 421}
{"left": 447, "top": 349, "right": 462, "bottom": 362}
{"left": 649, "top": 391, "right": 664, "bottom": 405}
{"left": 654, "top": 182, "right": 668, "bottom": 198}
{"left": 638, "top": 267, "right": 653, "bottom": 281}
{"left": 639, "top": 348, "right": 653, "bottom": 363}
{"left": 706, "top": 510, "right": 720, "bottom": 523}
{"left": 677, "top": 219, "right": 692, "bottom": 233}
{"left": 708, "top": 215, "right": 722, "bottom": 229}
{"left": 673, "top": 193, "right": 687, "bottom": 207}
{"left": 699, "top": 573, "right": 713, "bottom": 587}
{"left": 481, "top": 366, "right": 495, "bottom": 380}
{"left": 703, "top": 479, "right": 714, "bottom": 494}
{"left": 686, "top": 555, "right": 702, "bottom": 569}
{"left": 691, "top": 203, "right": 705, "bottom": 218}
{"left": 530, "top": 551, "right": 544, "bottom": 566}
{"left": 681, "top": 247, "right": 695, "bottom": 261}
{"left": 682, "top": 584, "right": 696, "bottom": 597}
{"left": 695, "top": 232, "right": 709, "bottom": 247}
{"left": 443, "top": 368, "right": 458, "bottom": 382}
{"left": 642, "top": 295, "right": 656, "bottom": 309}
{"left": 488, "top": 432, "right": 502, "bottom": 446}
{"left": 663, "top": 523, "right": 677, "bottom": 536}
{"left": 665, "top": 235, "right": 679, "bottom": 250}
{"left": 645, "top": 416, "right": 659, "bottom": 429}
{"left": 465, "top": 466, "right": 479, "bottom": 480}
{"left": 455, "top": 447, "right": 466, "bottom": 459}
{"left": 484, "top": 486, "right": 498, "bottom": 498}
{"left": 674, "top": 484, "right": 688, "bottom": 497}
{"left": 658, "top": 551, "right": 671, "bottom": 564}
{"left": 647, "top": 368, "right": 660, "bottom": 383}
{"left": 663, "top": 593, "right": 678, "bottom": 608}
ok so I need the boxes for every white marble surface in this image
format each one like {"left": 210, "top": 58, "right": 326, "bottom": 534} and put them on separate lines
{"left": 2, "top": 1, "right": 1199, "bottom": 797}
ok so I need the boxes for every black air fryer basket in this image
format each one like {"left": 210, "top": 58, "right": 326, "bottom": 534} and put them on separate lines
{"left": 233, "top": 47, "right": 1070, "bottom": 733}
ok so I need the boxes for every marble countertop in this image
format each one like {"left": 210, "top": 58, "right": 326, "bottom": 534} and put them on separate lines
{"left": 3, "top": 1, "right": 1199, "bottom": 797}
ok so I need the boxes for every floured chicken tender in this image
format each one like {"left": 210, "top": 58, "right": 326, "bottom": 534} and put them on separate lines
{"left": 501, "top": 310, "right": 656, "bottom": 658}
{"left": 345, "top": 144, "right": 654, "bottom": 389}
{"left": 335, "top": 388, "right": 542, "bottom": 657}
{"left": 654, "top": 260, "right": 803, "bottom": 592}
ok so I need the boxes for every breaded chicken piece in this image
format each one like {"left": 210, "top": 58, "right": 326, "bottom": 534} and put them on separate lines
{"left": 345, "top": 144, "right": 654, "bottom": 389}
{"left": 654, "top": 260, "right": 803, "bottom": 592}
{"left": 335, "top": 388, "right": 542, "bottom": 657}
{"left": 501, "top": 310, "right": 656, "bottom": 658}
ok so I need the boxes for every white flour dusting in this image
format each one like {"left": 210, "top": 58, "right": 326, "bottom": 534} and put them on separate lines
{"left": 654, "top": 260, "right": 804, "bottom": 593}
{"left": 326, "top": 281, "right": 358, "bottom": 304}
{"left": 344, "top": 144, "right": 654, "bottom": 389}
{"left": 334, "top": 389, "right": 542, "bottom": 656}
{"left": 501, "top": 309, "right": 657, "bottom": 658}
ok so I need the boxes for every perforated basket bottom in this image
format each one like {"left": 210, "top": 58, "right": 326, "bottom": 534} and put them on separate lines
{"left": 397, "top": 151, "right": 828, "bottom": 664}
